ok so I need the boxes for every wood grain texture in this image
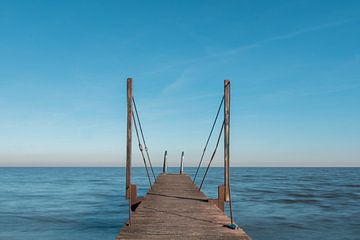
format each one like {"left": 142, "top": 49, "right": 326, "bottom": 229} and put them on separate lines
{"left": 117, "top": 174, "right": 250, "bottom": 240}
{"left": 126, "top": 78, "right": 132, "bottom": 199}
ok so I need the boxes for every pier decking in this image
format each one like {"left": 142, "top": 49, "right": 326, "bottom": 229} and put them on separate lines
{"left": 117, "top": 174, "right": 250, "bottom": 239}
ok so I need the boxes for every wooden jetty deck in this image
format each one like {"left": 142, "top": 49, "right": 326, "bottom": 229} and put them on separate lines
{"left": 117, "top": 174, "right": 250, "bottom": 239}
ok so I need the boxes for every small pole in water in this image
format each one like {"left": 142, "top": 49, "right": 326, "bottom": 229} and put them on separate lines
{"left": 180, "top": 151, "right": 184, "bottom": 174}
{"left": 163, "top": 150, "right": 168, "bottom": 173}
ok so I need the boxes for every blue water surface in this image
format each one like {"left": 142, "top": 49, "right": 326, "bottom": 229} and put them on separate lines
{"left": 0, "top": 167, "right": 359, "bottom": 240}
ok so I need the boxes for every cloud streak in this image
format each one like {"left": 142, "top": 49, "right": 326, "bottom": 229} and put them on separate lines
{"left": 146, "top": 18, "right": 359, "bottom": 79}
{"left": 162, "top": 68, "right": 194, "bottom": 93}
{"left": 228, "top": 18, "right": 359, "bottom": 56}
{"left": 266, "top": 18, "right": 358, "bottom": 41}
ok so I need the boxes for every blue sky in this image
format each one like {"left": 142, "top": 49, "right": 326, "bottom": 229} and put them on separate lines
{"left": 0, "top": 0, "right": 359, "bottom": 166}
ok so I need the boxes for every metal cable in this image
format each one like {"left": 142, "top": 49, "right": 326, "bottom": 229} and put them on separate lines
{"left": 132, "top": 111, "right": 152, "bottom": 188}
{"left": 193, "top": 96, "right": 224, "bottom": 183}
{"left": 132, "top": 97, "right": 156, "bottom": 181}
{"left": 199, "top": 120, "right": 225, "bottom": 190}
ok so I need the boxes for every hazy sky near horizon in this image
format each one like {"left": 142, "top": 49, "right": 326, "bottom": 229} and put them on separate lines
{"left": 0, "top": 0, "right": 359, "bottom": 167}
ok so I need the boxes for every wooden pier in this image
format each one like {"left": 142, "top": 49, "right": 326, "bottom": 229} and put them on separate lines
{"left": 117, "top": 174, "right": 249, "bottom": 239}
{"left": 117, "top": 78, "right": 251, "bottom": 239}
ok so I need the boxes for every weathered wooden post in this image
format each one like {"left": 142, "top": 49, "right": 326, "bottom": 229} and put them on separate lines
{"left": 163, "top": 150, "right": 168, "bottom": 173}
{"left": 224, "top": 80, "right": 230, "bottom": 201}
{"left": 125, "top": 78, "right": 133, "bottom": 226}
{"left": 180, "top": 151, "right": 184, "bottom": 174}
{"left": 126, "top": 78, "right": 132, "bottom": 199}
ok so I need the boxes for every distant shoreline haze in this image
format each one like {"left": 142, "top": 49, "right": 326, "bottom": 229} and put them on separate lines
{"left": 1, "top": 151, "right": 359, "bottom": 167}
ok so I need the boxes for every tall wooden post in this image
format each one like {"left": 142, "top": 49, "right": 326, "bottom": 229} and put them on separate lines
{"left": 126, "top": 78, "right": 132, "bottom": 199}
{"left": 224, "top": 80, "right": 230, "bottom": 201}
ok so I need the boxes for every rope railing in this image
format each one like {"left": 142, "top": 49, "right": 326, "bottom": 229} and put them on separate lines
{"left": 193, "top": 96, "right": 224, "bottom": 183}
{"left": 199, "top": 120, "right": 224, "bottom": 190}
{"left": 132, "top": 97, "right": 156, "bottom": 181}
{"left": 131, "top": 110, "right": 152, "bottom": 188}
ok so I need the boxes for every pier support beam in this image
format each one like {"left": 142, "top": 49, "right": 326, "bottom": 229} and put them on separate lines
{"left": 126, "top": 78, "right": 132, "bottom": 199}
{"left": 209, "top": 185, "right": 225, "bottom": 211}
{"left": 224, "top": 80, "right": 230, "bottom": 201}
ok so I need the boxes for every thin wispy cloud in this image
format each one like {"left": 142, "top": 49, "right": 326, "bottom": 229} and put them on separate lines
{"left": 227, "top": 18, "right": 360, "bottom": 56}
{"left": 162, "top": 68, "right": 193, "bottom": 93}
{"left": 265, "top": 18, "right": 358, "bottom": 42}
{"left": 146, "top": 18, "right": 359, "bottom": 79}
{"left": 258, "top": 83, "right": 360, "bottom": 104}
{"left": 162, "top": 78, "right": 184, "bottom": 93}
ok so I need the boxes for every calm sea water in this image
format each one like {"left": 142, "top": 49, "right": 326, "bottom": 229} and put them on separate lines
{"left": 0, "top": 167, "right": 359, "bottom": 240}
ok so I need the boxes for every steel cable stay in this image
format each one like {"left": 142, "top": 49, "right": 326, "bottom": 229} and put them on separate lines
{"left": 199, "top": 120, "right": 225, "bottom": 190}
{"left": 132, "top": 97, "right": 156, "bottom": 181}
{"left": 193, "top": 95, "right": 224, "bottom": 183}
{"left": 197, "top": 119, "right": 236, "bottom": 226}
{"left": 131, "top": 110, "right": 152, "bottom": 188}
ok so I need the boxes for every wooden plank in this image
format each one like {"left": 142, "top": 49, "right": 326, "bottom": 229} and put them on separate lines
{"left": 117, "top": 174, "right": 250, "bottom": 240}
